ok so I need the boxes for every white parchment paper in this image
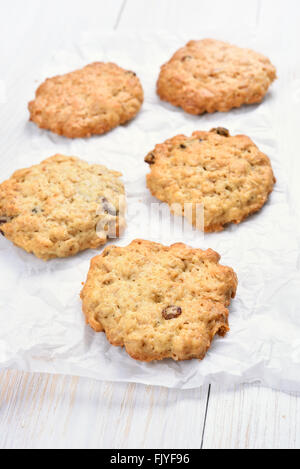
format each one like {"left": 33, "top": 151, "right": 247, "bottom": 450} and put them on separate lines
{"left": 0, "top": 31, "right": 300, "bottom": 391}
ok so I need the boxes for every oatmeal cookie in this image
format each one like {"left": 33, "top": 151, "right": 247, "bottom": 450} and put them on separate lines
{"left": 0, "top": 154, "right": 126, "bottom": 260}
{"left": 145, "top": 128, "right": 275, "bottom": 232}
{"left": 29, "top": 62, "right": 144, "bottom": 138}
{"left": 157, "top": 39, "right": 276, "bottom": 114}
{"left": 81, "top": 240, "right": 238, "bottom": 362}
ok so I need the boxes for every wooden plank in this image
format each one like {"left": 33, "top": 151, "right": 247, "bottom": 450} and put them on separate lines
{"left": 0, "top": 370, "right": 209, "bottom": 449}
{"left": 0, "top": 0, "right": 124, "bottom": 174}
{"left": 202, "top": 384, "right": 300, "bottom": 449}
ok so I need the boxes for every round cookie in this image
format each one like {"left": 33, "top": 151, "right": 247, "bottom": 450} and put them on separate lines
{"left": 0, "top": 154, "right": 126, "bottom": 260}
{"left": 145, "top": 128, "right": 276, "bottom": 232}
{"left": 81, "top": 240, "right": 238, "bottom": 362}
{"left": 157, "top": 39, "right": 276, "bottom": 114}
{"left": 29, "top": 62, "right": 144, "bottom": 138}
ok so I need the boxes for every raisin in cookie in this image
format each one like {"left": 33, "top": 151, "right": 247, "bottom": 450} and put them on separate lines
{"left": 29, "top": 62, "right": 144, "bottom": 138}
{"left": 157, "top": 39, "right": 276, "bottom": 114}
{"left": 0, "top": 154, "right": 126, "bottom": 260}
{"left": 145, "top": 128, "right": 275, "bottom": 232}
{"left": 81, "top": 240, "right": 238, "bottom": 362}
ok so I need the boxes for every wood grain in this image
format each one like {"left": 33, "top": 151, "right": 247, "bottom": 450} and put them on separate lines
{"left": 0, "top": 0, "right": 300, "bottom": 450}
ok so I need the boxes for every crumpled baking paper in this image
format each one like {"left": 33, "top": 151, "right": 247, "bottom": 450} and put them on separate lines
{"left": 0, "top": 31, "right": 300, "bottom": 391}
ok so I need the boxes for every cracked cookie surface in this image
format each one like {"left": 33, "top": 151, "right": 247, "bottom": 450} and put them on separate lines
{"left": 0, "top": 154, "right": 126, "bottom": 260}
{"left": 145, "top": 128, "right": 276, "bottom": 232}
{"left": 81, "top": 240, "right": 238, "bottom": 362}
{"left": 29, "top": 62, "right": 144, "bottom": 138}
{"left": 157, "top": 39, "right": 276, "bottom": 114}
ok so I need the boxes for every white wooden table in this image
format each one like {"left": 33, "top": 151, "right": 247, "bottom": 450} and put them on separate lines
{"left": 0, "top": 0, "right": 299, "bottom": 449}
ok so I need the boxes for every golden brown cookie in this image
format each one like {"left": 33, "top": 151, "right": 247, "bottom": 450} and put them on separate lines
{"left": 81, "top": 240, "right": 238, "bottom": 362}
{"left": 29, "top": 62, "right": 144, "bottom": 138}
{"left": 157, "top": 39, "right": 276, "bottom": 114}
{"left": 145, "top": 128, "right": 276, "bottom": 232}
{"left": 0, "top": 155, "right": 126, "bottom": 260}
